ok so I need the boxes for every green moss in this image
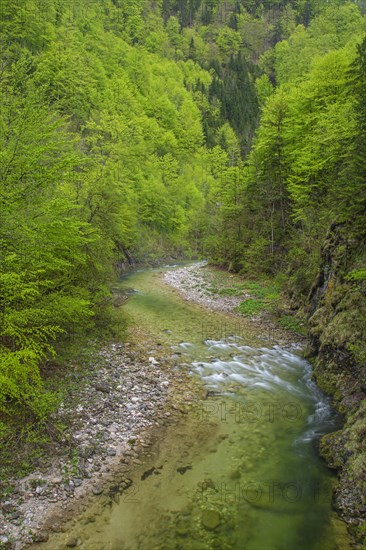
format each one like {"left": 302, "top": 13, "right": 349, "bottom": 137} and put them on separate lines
{"left": 313, "top": 369, "right": 339, "bottom": 398}
{"left": 319, "top": 431, "right": 345, "bottom": 469}
{"left": 357, "top": 521, "right": 366, "bottom": 549}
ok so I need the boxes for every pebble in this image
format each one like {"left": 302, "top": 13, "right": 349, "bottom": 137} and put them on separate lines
{"left": 33, "top": 531, "right": 49, "bottom": 543}
{"left": 94, "top": 383, "right": 110, "bottom": 393}
{"left": 2, "top": 503, "right": 13, "bottom": 514}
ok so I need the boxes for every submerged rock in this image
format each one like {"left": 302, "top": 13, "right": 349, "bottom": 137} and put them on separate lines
{"left": 201, "top": 509, "right": 220, "bottom": 530}
{"left": 177, "top": 465, "right": 192, "bottom": 475}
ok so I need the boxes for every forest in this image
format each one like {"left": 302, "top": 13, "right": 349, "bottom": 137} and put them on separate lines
{"left": 0, "top": 0, "right": 365, "bottom": 546}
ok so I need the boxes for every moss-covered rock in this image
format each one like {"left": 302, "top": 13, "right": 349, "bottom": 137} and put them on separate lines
{"left": 306, "top": 222, "right": 366, "bottom": 546}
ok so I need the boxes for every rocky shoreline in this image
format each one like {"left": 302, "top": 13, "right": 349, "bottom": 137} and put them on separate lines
{"left": 164, "top": 262, "right": 304, "bottom": 347}
{"left": 0, "top": 335, "right": 202, "bottom": 549}
{"left": 164, "top": 262, "right": 246, "bottom": 313}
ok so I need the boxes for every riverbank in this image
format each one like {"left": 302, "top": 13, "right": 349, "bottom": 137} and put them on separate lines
{"left": 164, "top": 262, "right": 306, "bottom": 346}
{"left": 0, "top": 327, "right": 204, "bottom": 549}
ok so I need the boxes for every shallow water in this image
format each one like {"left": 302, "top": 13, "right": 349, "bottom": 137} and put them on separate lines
{"left": 36, "top": 266, "right": 350, "bottom": 550}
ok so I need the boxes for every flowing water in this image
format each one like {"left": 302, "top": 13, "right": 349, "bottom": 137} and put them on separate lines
{"left": 36, "top": 266, "right": 350, "bottom": 550}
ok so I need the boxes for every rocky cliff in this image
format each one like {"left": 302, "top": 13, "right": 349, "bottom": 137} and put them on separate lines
{"left": 306, "top": 222, "right": 366, "bottom": 545}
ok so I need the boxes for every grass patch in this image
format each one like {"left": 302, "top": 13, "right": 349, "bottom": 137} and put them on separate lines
{"left": 235, "top": 298, "right": 265, "bottom": 316}
{"left": 0, "top": 420, "right": 56, "bottom": 486}
{"left": 235, "top": 281, "right": 282, "bottom": 317}
{"left": 244, "top": 281, "right": 281, "bottom": 301}
{"left": 207, "top": 286, "right": 219, "bottom": 294}
{"left": 277, "top": 315, "right": 307, "bottom": 335}
{"left": 218, "top": 287, "right": 244, "bottom": 296}
{"left": 209, "top": 272, "right": 307, "bottom": 336}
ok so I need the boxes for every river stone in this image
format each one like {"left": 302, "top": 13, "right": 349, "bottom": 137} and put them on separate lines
{"left": 33, "top": 531, "right": 49, "bottom": 543}
{"left": 51, "top": 477, "right": 62, "bottom": 484}
{"left": 66, "top": 537, "right": 78, "bottom": 547}
{"left": 2, "top": 502, "right": 14, "bottom": 514}
{"left": 79, "top": 445, "right": 95, "bottom": 459}
{"left": 92, "top": 486, "right": 103, "bottom": 495}
{"left": 94, "top": 383, "right": 110, "bottom": 393}
{"left": 176, "top": 525, "right": 188, "bottom": 537}
{"left": 201, "top": 509, "right": 220, "bottom": 530}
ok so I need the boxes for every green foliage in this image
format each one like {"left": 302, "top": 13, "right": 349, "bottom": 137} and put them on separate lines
{"left": 267, "top": 4, "right": 365, "bottom": 86}
{"left": 256, "top": 74, "right": 274, "bottom": 109}
{"left": 243, "top": 282, "right": 281, "bottom": 301}
{"left": 278, "top": 315, "right": 307, "bottom": 335}
{"left": 345, "top": 269, "right": 366, "bottom": 282}
{"left": 208, "top": 5, "right": 366, "bottom": 307}
{"left": 234, "top": 280, "right": 282, "bottom": 316}
{"left": 0, "top": 0, "right": 216, "bottom": 430}
{"left": 235, "top": 298, "right": 265, "bottom": 316}
{"left": 0, "top": 420, "right": 54, "bottom": 481}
